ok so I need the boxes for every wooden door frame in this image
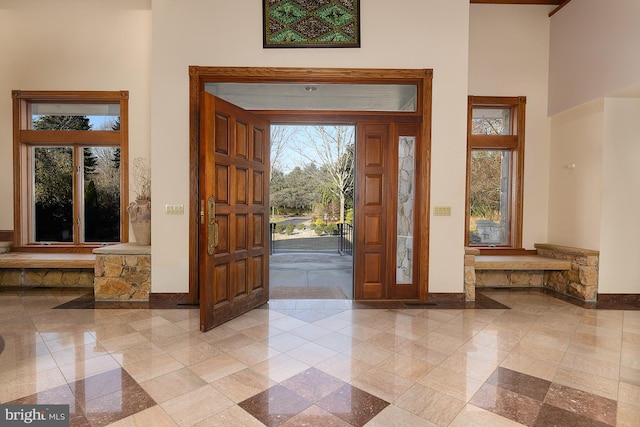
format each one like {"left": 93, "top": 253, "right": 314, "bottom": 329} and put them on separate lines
{"left": 188, "top": 66, "right": 433, "bottom": 303}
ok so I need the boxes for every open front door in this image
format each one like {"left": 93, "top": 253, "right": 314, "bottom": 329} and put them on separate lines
{"left": 199, "top": 93, "right": 270, "bottom": 331}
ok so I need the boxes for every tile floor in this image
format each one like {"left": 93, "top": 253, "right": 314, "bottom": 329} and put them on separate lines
{"left": 0, "top": 288, "right": 639, "bottom": 426}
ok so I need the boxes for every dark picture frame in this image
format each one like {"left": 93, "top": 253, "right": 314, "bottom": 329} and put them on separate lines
{"left": 263, "top": 0, "right": 360, "bottom": 48}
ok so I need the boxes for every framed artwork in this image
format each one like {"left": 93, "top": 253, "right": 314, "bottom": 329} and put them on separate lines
{"left": 263, "top": 0, "right": 360, "bottom": 48}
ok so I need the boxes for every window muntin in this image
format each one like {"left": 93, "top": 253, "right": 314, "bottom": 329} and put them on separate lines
{"left": 466, "top": 96, "right": 525, "bottom": 249}
{"left": 13, "top": 91, "right": 129, "bottom": 248}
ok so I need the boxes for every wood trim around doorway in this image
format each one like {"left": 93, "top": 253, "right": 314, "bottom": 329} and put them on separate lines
{"left": 188, "top": 66, "right": 433, "bottom": 303}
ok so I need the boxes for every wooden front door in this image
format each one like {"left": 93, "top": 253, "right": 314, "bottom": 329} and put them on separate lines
{"left": 354, "top": 122, "right": 421, "bottom": 300}
{"left": 199, "top": 93, "right": 270, "bottom": 331}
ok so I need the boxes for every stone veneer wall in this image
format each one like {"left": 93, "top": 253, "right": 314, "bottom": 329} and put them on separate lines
{"left": 475, "top": 270, "right": 544, "bottom": 288}
{"left": 464, "top": 247, "right": 478, "bottom": 301}
{"left": 0, "top": 269, "right": 93, "bottom": 287}
{"left": 93, "top": 244, "right": 151, "bottom": 301}
{"left": 535, "top": 243, "right": 599, "bottom": 302}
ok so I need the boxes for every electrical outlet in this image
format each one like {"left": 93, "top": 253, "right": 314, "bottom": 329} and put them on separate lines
{"left": 434, "top": 206, "right": 451, "bottom": 216}
{"left": 165, "top": 204, "right": 184, "bottom": 215}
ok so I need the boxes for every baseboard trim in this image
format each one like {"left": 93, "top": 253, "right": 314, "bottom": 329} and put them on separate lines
{"left": 597, "top": 294, "right": 640, "bottom": 303}
{"left": 0, "top": 230, "right": 14, "bottom": 241}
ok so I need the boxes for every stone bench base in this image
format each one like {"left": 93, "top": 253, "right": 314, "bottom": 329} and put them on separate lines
{"left": 0, "top": 251, "right": 95, "bottom": 287}
{"left": 93, "top": 243, "right": 151, "bottom": 301}
{"left": 465, "top": 244, "right": 599, "bottom": 302}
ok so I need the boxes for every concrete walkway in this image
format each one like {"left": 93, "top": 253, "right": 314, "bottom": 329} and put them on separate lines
{"left": 269, "top": 252, "right": 353, "bottom": 299}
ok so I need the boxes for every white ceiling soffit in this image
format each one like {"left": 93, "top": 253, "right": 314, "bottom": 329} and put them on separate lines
{"left": 205, "top": 83, "right": 417, "bottom": 112}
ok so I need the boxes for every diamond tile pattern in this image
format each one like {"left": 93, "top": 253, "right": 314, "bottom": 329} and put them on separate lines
{"left": 239, "top": 367, "right": 388, "bottom": 426}
{"left": 1, "top": 287, "right": 639, "bottom": 426}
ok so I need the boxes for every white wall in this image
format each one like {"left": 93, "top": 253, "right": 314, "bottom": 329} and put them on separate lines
{"left": 549, "top": 0, "right": 640, "bottom": 115}
{"left": 468, "top": 4, "right": 553, "bottom": 248}
{"left": 547, "top": 99, "right": 603, "bottom": 250}
{"left": 599, "top": 98, "right": 640, "bottom": 294}
{"left": 151, "top": 0, "right": 471, "bottom": 293}
{"left": 0, "top": 0, "right": 152, "bottom": 230}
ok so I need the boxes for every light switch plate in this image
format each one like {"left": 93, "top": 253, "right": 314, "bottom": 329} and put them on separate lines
{"left": 434, "top": 206, "right": 451, "bottom": 216}
{"left": 165, "top": 204, "right": 184, "bottom": 215}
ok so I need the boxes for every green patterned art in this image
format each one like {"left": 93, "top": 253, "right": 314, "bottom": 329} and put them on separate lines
{"left": 263, "top": 0, "right": 360, "bottom": 48}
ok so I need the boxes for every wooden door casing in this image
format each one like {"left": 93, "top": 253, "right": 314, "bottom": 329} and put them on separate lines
{"left": 200, "top": 94, "right": 269, "bottom": 331}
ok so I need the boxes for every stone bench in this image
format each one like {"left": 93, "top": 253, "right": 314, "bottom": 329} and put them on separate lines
{"left": 0, "top": 251, "right": 95, "bottom": 287}
{"left": 465, "top": 244, "right": 599, "bottom": 302}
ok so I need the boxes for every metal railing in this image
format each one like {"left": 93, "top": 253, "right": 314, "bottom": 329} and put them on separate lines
{"left": 269, "top": 222, "right": 276, "bottom": 254}
{"left": 338, "top": 223, "right": 353, "bottom": 255}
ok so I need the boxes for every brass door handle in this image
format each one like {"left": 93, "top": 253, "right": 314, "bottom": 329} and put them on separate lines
{"left": 207, "top": 197, "right": 218, "bottom": 255}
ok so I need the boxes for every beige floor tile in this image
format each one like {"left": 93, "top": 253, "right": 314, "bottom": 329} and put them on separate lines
{"left": 289, "top": 323, "right": 334, "bottom": 341}
{"left": 457, "top": 341, "right": 510, "bottom": 365}
{"left": 353, "top": 366, "right": 414, "bottom": 402}
{"left": 418, "top": 366, "right": 485, "bottom": 402}
{"left": 616, "top": 401, "right": 640, "bottom": 427}
{"left": 315, "top": 353, "right": 375, "bottom": 383}
{"left": 376, "top": 353, "right": 435, "bottom": 383}
{"left": 396, "top": 383, "right": 466, "bottom": 425}
{"left": 263, "top": 331, "right": 310, "bottom": 353}
{"left": 141, "top": 367, "right": 207, "bottom": 404}
{"left": 193, "top": 405, "right": 264, "bottom": 427}
{"left": 108, "top": 405, "right": 179, "bottom": 427}
{"left": 188, "top": 354, "right": 247, "bottom": 383}
{"left": 100, "top": 332, "right": 151, "bottom": 353}
{"left": 128, "top": 315, "right": 174, "bottom": 332}
{"left": 560, "top": 351, "right": 620, "bottom": 380}
{"left": 310, "top": 315, "right": 353, "bottom": 332}
{"left": 169, "top": 341, "right": 223, "bottom": 366}
{"left": 212, "top": 368, "right": 276, "bottom": 403}
{"left": 337, "top": 323, "right": 384, "bottom": 341}
{"left": 59, "top": 353, "right": 121, "bottom": 382}
{"left": 124, "top": 354, "right": 185, "bottom": 383}
{"left": 449, "top": 404, "right": 526, "bottom": 427}
{"left": 227, "top": 341, "right": 281, "bottom": 366}
{"left": 366, "top": 405, "right": 438, "bottom": 427}
{"left": 346, "top": 341, "right": 393, "bottom": 365}
{"left": 437, "top": 353, "right": 499, "bottom": 382}
{"left": 240, "top": 323, "right": 285, "bottom": 340}
{"left": 160, "top": 385, "right": 235, "bottom": 426}
{"left": 285, "top": 342, "right": 338, "bottom": 366}
{"left": 111, "top": 341, "right": 167, "bottom": 366}
{"left": 500, "top": 352, "right": 559, "bottom": 381}
{"left": 553, "top": 367, "right": 619, "bottom": 400}
{"left": 314, "top": 331, "right": 361, "bottom": 353}
{"left": 0, "top": 367, "right": 67, "bottom": 403}
{"left": 221, "top": 314, "right": 263, "bottom": 332}
{"left": 251, "top": 353, "right": 310, "bottom": 382}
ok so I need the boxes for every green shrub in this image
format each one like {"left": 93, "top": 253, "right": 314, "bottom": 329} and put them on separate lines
{"left": 297, "top": 224, "right": 306, "bottom": 231}
{"left": 345, "top": 208, "right": 354, "bottom": 225}
{"left": 275, "top": 224, "right": 286, "bottom": 234}
{"left": 326, "top": 223, "right": 339, "bottom": 235}
{"left": 286, "top": 223, "right": 295, "bottom": 235}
